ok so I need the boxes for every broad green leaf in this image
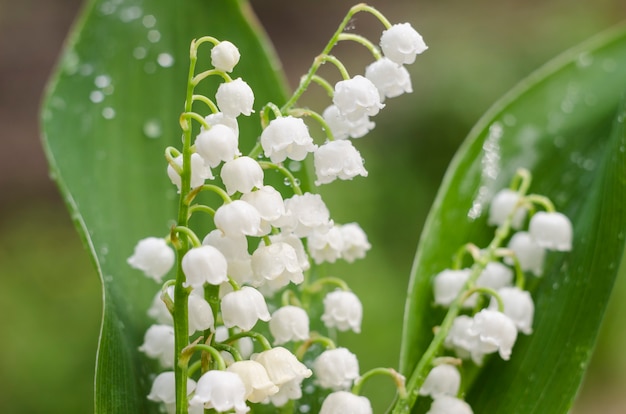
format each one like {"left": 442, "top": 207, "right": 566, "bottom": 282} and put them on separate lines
{"left": 399, "top": 25, "right": 626, "bottom": 413}
{"left": 40, "top": 0, "right": 290, "bottom": 412}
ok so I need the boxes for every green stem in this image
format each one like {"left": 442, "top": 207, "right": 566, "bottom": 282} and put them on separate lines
{"left": 353, "top": 368, "right": 406, "bottom": 398}
{"left": 337, "top": 33, "right": 382, "bottom": 59}
{"left": 258, "top": 161, "right": 303, "bottom": 195}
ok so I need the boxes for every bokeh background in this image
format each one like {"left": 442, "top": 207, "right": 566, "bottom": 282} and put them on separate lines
{"left": 1, "top": 0, "right": 626, "bottom": 412}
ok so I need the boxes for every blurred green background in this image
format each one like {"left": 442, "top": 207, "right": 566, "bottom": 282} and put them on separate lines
{"left": 1, "top": 0, "right": 626, "bottom": 412}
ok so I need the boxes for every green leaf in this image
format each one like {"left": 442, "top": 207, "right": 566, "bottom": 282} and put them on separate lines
{"left": 40, "top": 0, "right": 289, "bottom": 412}
{"left": 399, "top": 25, "right": 626, "bottom": 413}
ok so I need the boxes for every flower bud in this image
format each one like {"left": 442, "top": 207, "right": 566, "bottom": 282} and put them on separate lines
{"left": 167, "top": 153, "right": 213, "bottom": 191}
{"left": 488, "top": 189, "right": 527, "bottom": 229}
{"left": 253, "top": 346, "right": 312, "bottom": 386}
{"left": 433, "top": 268, "right": 470, "bottom": 307}
{"left": 211, "top": 41, "right": 240, "bottom": 72}
{"left": 489, "top": 287, "right": 535, "bottom": 335}
{"left": 214, "top": 200, "right": 261, "bottom": 237}
{"left": 147, "top": 371, "right": 196, "bottom": 404}
{"left": 139, "top": 324, "right": 175, "bottom": 367}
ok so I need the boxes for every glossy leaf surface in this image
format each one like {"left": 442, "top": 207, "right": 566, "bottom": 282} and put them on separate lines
{"left": 40, "top": 0, "right": 289, "bottom": 412}
{"left": 399, "top": 25, "right": 626, "bottom": 413}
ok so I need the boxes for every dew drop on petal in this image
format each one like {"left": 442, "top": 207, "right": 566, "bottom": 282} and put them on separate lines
{"left": 143, "top": 119, "right": 162, "bottom": 139}
{"left": 157, "top": 53, "right": 174, "bottom": 68}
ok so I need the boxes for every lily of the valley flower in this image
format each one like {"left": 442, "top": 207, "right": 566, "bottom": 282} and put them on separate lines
{"left": 221, "top": 286, "right": 271, "bottom": 331}
{"left": 211, "top": 40, "right": 240, "bottom": 72}
{"left": 127, "top": 237, "right": 175, "bottom": 282}
{"left": 529, "top": 211, "right": 573, "bottom": 251}
{"left": 313, "top": 347, "right": 360, "bottom": 390}
{"left": 321, "top": 290, "right": 363, "bottom": 333}
{"left": 320, "top": 391, "right": 373, "bottom": 414}
{"left": 189, "top": 370, "right": 249, "bottom": 413}
{"left": 379, "top": 22, "right": 428, "bottom": 65}
{"left": 269, "top": 305, "right": 310, "bottom": 345}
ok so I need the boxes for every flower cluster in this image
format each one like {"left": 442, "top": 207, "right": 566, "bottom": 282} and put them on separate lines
{"left": 126, "top": 5, "right": 426, "bottom": 414}
{"left": 418, "top": 170, "right": 573, "bottom": 413}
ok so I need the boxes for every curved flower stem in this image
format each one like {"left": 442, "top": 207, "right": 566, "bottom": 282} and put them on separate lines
{"left": 225, "top": 331, "right": 273, "bottom": 351}
{"left": 318, "top": 54, "right": 351, "bottom": 80}
{"left": 183, "top": 344, "right": 226, "bottom": 371}
{"left": 337, "top": 33, "right": 382, "bottom": 59}
{"left": 185, "top": 184, "right": 232, "bottom": 205}
{"left": 172, "top": 226, "right": 202, "bottom": 248}
{"left": 258, "top": 161, "right": 303, "bottom": 195}
{"left": 353, "top": 368, "right": 406, "bottom": 398}
{"left": 180, "top": 111, "right": 209, "bottom": 131}
{"left": 191, "top": 94, "right": 218, "bottom": 113}
{"left": 213, "top": 343, "right": 243, "bottom": 362}
{"left": 289, "top": 108, "right": 335, "bottom": 141}
{"left": 305, "top": 276, "right": 351, "bottom": 294}
{"left": 187, "top": 204, "right": 215, "bottom": 220}
{"left": 191, "top": 69, "right": 230, "bottom": 87}
{"left": 392, "top": 175, "right": 525, "bottom": 413}
{"left": 165, "top": 147, "right": 182, "bottom": 173}
{"left": 526, "top": 194, "right": 556, "bottom": 213}
{"left": 295, "top": 335, "right": 337, "bottom": 360}
{"left": 310, "top": 75, "right": 335, "bottom": 97}
{"left": 464, "top": 286, "right": 504, "bottom": 312}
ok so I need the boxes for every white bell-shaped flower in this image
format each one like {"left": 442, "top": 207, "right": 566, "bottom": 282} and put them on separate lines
{"left": 380, "top": 23, "right": 428, "bottom": 65}
{"left": 253, "top": 346, "right": 312, "bottom": 386}
{"left": 147, "top": 371, "right": 196, "bottom": 404}
{"left": 322, "top": 290, "right": 363, "bottom": 333}
{"left": 433, "top": 268, "right": 470, "bottom": 307}
{"left": 320, "top": 391, "right": 372, "bottom": 414}
{"left": 322, "top": 105, "right": 375, "bottom": 140}
{"left": 127, "top": 237, "right": 175, "bottom": 282}
{"left": 279, "top": 193, "right": 332, "bottom": 237}
{"left": 241, "top": 185, "right": 285, "bottom": 225}
{"left": 221, "top": 156, "right": 264, "bottom": 195}
{"left": 215, "top": 325, "right": 254, "bottom": 361}
{"left": 203, "top": 112, "right": 239, "bottom": 137}
{"left": 214, "top": 200, "right": 261, "bottom": 237}
{"left": 227, "top": 360, "right": 279, "bottom": 403}
{"left": 476, "top": 262, "right": 513, "bottom": 290}
{"left": 189, "top": 370, "right": 249, "bottom": 413}
{"left": 314, "top": 139, "right": 368, "bottom": 186}
{"left": 260, "top": 116, "right": 317, "bottom": 163}
{"left": 269, "top": 378, "right": 303, "bottom": 407}
{"left": 338, "top": 222, "right": 371, "bottom": 262}
{"left": 221, "top": 286, "right": 271, "bottom": 331}
{"left": 195, "top": 124, "right": 240, "bottom": 168}
{"left": 313, "top": 347, "right": 360, "bottom": 390}
{"left": 139, "top": 324, "right": 175, "bottom": 367}
{"left": 203, "top": 229, "right": 253, "bottom": 285}
{"left": 307, "top": 226, "right": 344, "bottom": 264}
{"left": 216, "top": 78, "right": 254, "bottom": 118}
{"left": 211, "top": 40, "right": 240, "bottom": 72}
{"left": 444, "top": 315, "right": 481, "bottom": 363}
{"left": 419, "top": 364, "right": 461, "bottom": 398}
{"left": 529, "top": 211, "right": 573, "bottom": 251}
{"left": 269, "top": 232, "right": 310, "bottom": 271}
{"left": 365, "top": 57, "right": 412, "bottom": 101}
{"left": 251, "top": 242, "right": 304, "bottom": 288}
{"left": 167, "top": 153, "right": 213, "bottom": 192}
{"left": 506, "top": 231, "right": 546, "bottom": 276}
{"left": 490, "top": 287, "right": 535, "bottom": 335}
{"left": 182, "top": 245, "right": 228, "bottom": 288}
{"left": 469, "top": 309, "right": 518, "bottom": 360}
{"left": 333, "top": 75, "right": 384, "bottom": 121}
{"left": 488, "top": 188, "right": 527, "bottom": 229}
{"left": 269, "top": 306, "right": 310, "bottom": 345}
{"left": 426, "top": 395, "right": 473, "bottom": 414}
{"left": 188, "top": 292, "right": 215, "bottom": 334}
